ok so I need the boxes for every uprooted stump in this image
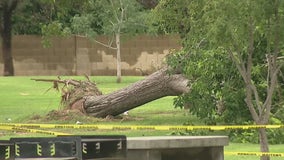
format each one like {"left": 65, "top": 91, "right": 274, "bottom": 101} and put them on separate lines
{"left": 32, "top": 76, "right": 102, "bottom": 112}
{"left": 33, "top": 68, "right": 190, "bottom": 118}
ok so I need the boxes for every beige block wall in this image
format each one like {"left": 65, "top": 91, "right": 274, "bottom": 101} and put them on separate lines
{"left": 0, "top": 35, "right": 181, "bottom": 76}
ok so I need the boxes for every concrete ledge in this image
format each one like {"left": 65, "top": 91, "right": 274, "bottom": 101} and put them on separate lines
{"left": 127, "top": 136, "right": 229, "bottom": 160}
{"left": 127, "top": 136, "right": 228, "bottom": 149}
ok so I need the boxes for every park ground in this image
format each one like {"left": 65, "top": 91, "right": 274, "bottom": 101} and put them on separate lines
{"left": 0, "top": 76, "right": 283, "bottom": 160}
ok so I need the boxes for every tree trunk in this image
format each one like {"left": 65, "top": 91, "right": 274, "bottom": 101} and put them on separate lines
{"left": 0, "top": 0, "right": 18, "bottom": 76}
{"left": 83, "top": 68, "right": 189, "bottom": 118}
{"left": 1, "top": 21, "right": 14, "bottom": 76}
{"left": 116, "top": 32, "right": 122, "bottom": 83}
{"left": 259, "top": 128, "right": 270, "bottom": 160}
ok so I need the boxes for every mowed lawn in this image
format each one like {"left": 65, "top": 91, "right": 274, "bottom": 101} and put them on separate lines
{"left": 0, "top": 76, "right": 284, "bottom": 160}
{"left": 0, "top": 76, "right": 191, "bottom": 124}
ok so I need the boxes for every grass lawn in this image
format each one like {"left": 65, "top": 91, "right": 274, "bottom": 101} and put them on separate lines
{"left": 0, "top": 76, "right": 284, "bottom": 160}
{"left": 0, "top": 76, "right": 193, "bottom": 134}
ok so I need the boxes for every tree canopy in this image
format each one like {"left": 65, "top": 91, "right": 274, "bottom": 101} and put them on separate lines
{"left": 154, "top": 0, "right": 284, "bottom": 125}
{"left": 153, "top": 0, "right": 284, "bottom": 159}
{"left": 71, "top": 0, "right": 149, "bottom": 37}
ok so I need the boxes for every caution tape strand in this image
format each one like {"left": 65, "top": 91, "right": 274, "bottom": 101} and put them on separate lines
{"left": 225, "top": 152, "right": 284, "bottom": 157}
{"left": 0, "top": 125, "right": 71, "bottom": 136}
{"left": 1, "top": 123, "right": 284, "bottom": 131}
{"left": 2, "top": 124, "right": 284, "bottom": 157}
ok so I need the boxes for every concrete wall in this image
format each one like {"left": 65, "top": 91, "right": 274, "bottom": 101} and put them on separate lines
{"left": 0, "top": 35, "right": 181, "bottom": 76}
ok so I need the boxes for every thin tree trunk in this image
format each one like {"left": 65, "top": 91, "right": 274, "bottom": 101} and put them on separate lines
{"left": 259, "top": 128, "right": 270, "bottom": 160}
{"left": 116, "top": 32, "right": 122, "bottom": 83}
{"left": 83, "top": 68, "right": 189, "bottom": 117}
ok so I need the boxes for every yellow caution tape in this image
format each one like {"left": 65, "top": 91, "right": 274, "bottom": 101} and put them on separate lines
{"left": 1, "top": 123, "right": 284, "bottom": 131}
{"left": 0, "top": 125, "right": 71, "bottom": 136}
{"left": 12, "top": 127, "right": 72, "bottom": 136}
{"left": 225, "top": 152, "right": 284, "bottom": 157}
{"left": 2, "top": 124, "right": 284, "bottom": 157}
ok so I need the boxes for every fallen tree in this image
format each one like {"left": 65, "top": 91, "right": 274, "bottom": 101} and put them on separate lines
{"left": 33, "top": 68, "right": 189, "bottom": 118}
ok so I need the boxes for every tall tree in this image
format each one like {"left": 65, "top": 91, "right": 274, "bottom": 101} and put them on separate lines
{"left": 0, "top": 0, "right": 18, "bottom": 76}
{"left": 154, "top": 0, "right": 284, "bottom": 160}
{"left": 71, "top": 0, "right": 148, "bottom": 83}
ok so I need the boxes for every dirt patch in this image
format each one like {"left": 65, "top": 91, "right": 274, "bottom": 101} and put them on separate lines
{"left": 45, "top": 110, "right": 86, "bottom": 121}
{"left": 28, "top": 109, "right": 142, "bottom": 123}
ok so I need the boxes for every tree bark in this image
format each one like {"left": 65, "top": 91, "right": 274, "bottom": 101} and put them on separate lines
{"left": 0, "top": 0, "right": 18, "bottom": 76}
{"left": 259, "top": 128, "right": 269, "bottom": 160}
{"left": 83, "top": 68, "right": 189, "bottom": 118}
{"left": 116, "top": 32, "right": 122, "bottom": 83}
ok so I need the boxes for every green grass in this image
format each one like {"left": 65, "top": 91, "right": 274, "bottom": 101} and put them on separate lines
{"left": 0, "top": 76, "right": 143, "bottom": 122}
{"left": 0, "top": 76, "right": 194, "bottom": 130}
{"left": 0, "top": 76, "right": 60, "bottom": 121}
{"left": 0, "top": 76, "right": 284, "bottom": 160}
{"left": 225, "top": 143, "right": 284, "bottom": 160}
